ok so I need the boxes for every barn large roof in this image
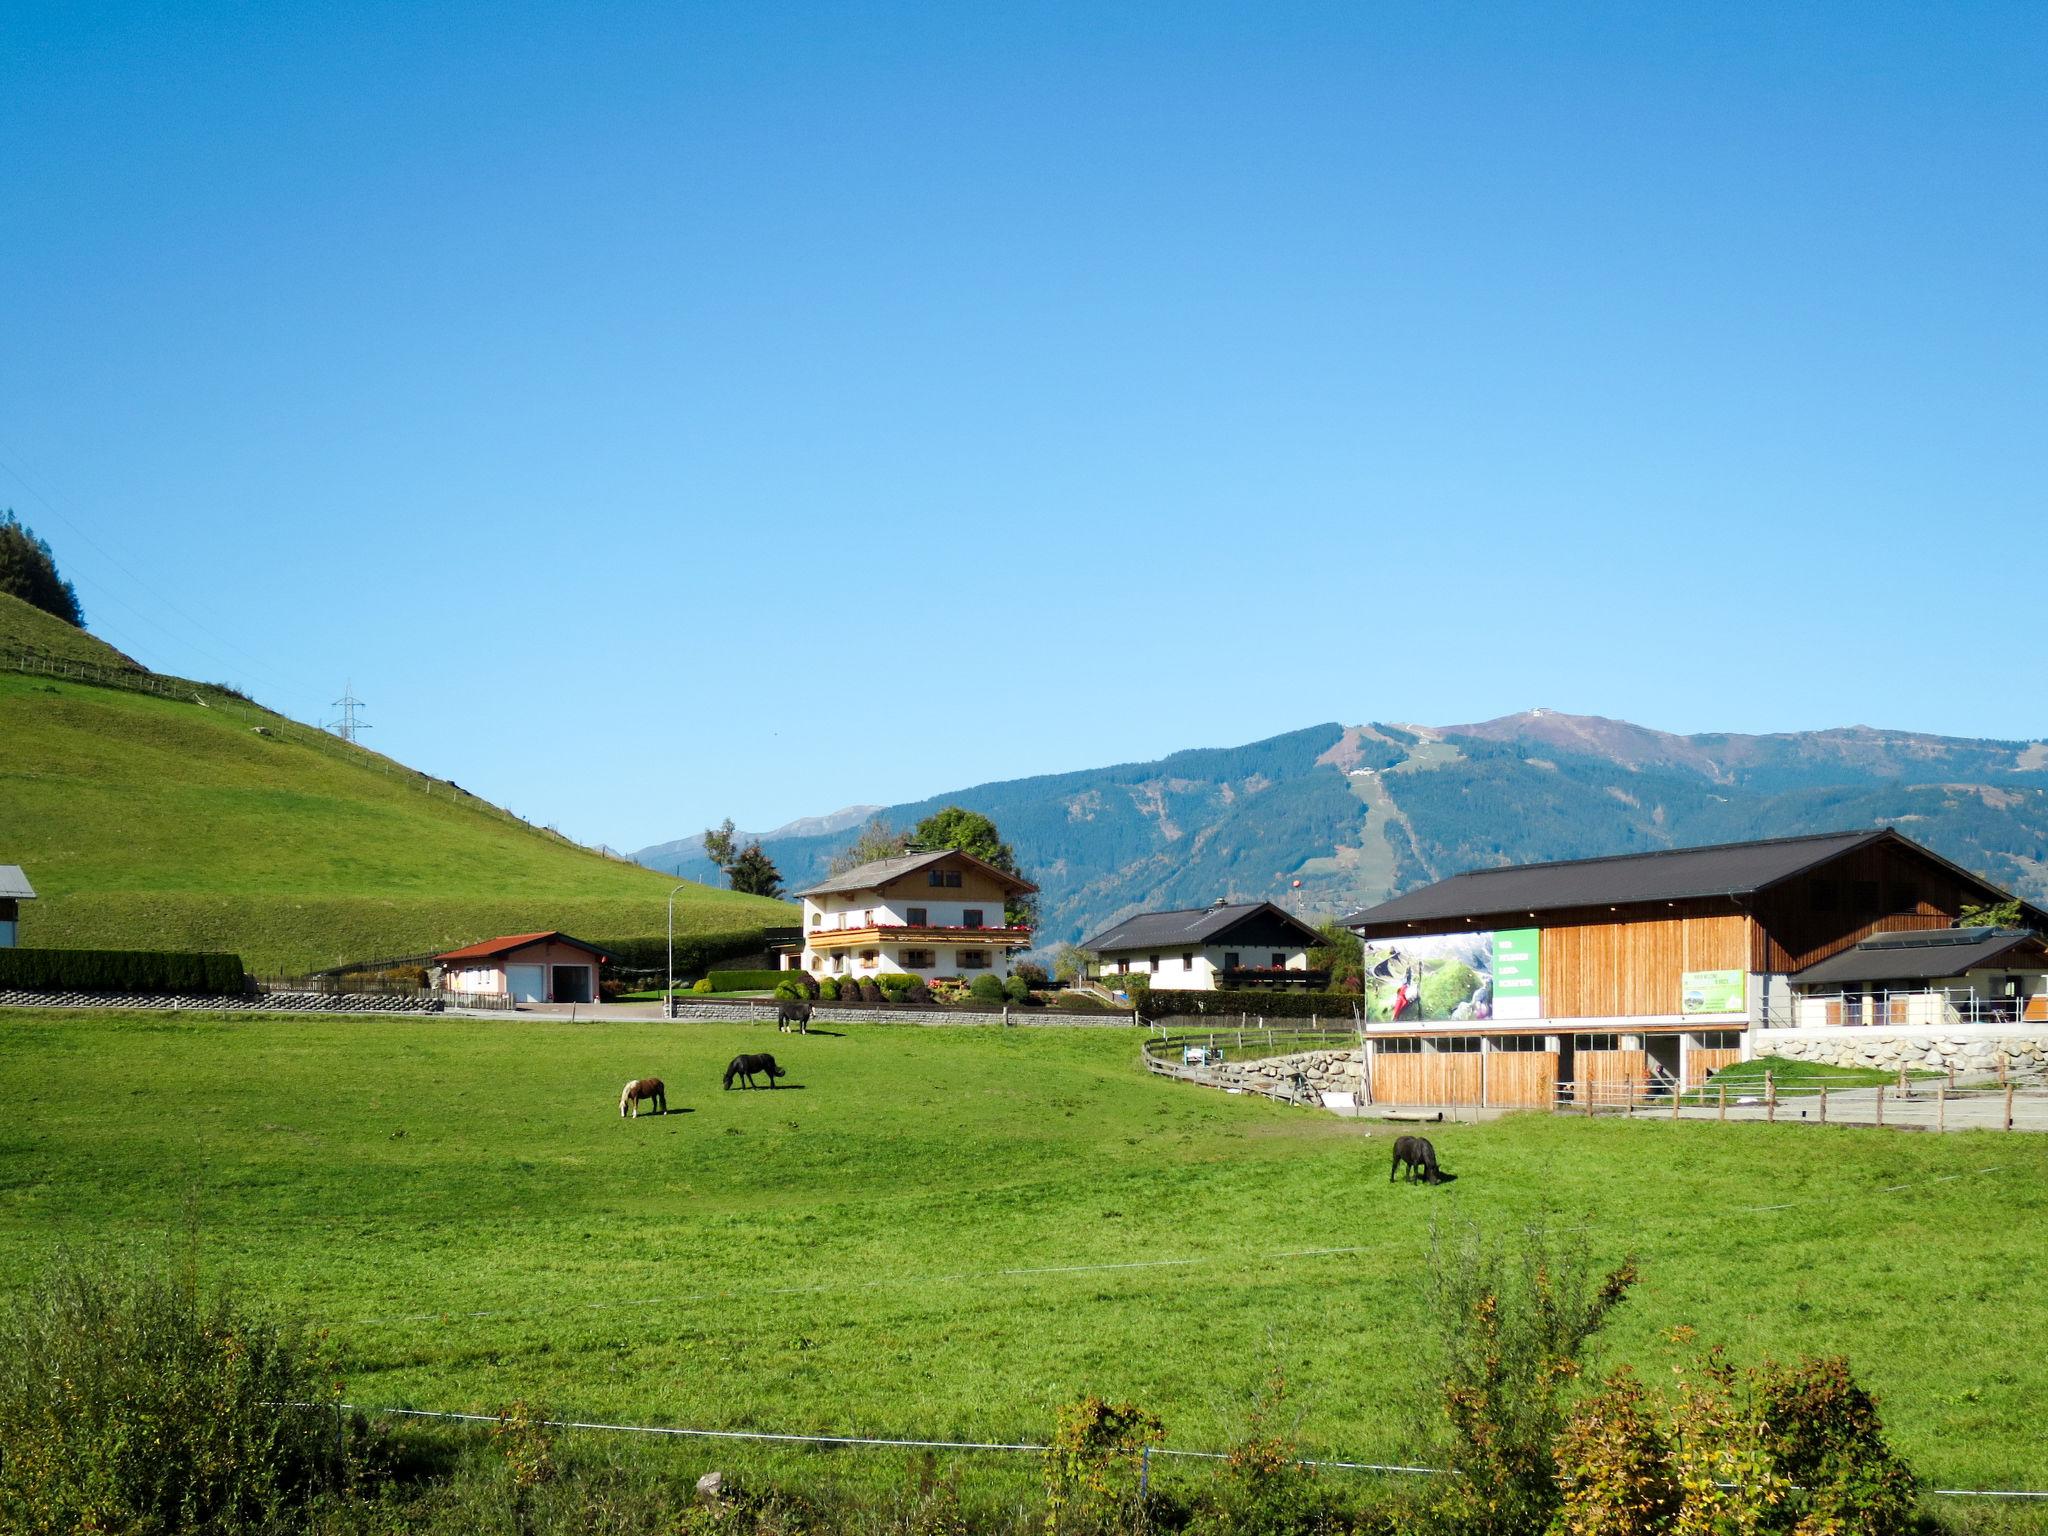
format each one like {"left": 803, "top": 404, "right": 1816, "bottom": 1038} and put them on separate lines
{"left": 1341, "top": 828, "right": 2033, "bottom": 933}
{"left": 1083, "top": 901, "right": 1324, "bottom": 954}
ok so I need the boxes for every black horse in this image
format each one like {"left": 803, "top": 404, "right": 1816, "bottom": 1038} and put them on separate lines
{"left": 1390, "top": 1134, "right": 1449, "bottom": 1184}
{"left": 777, "top": 1002, "right": 812, "bottom": 1035}
{"left": 724, "top": 1052, "right": 787, "bottom": 1090}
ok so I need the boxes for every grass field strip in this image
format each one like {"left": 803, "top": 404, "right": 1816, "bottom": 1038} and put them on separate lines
{"left": 341, "top": 1243, "right": 1375, "bottom": 1326}
{"left": 320, "top": 1404, "right": 2048, "bottom": 1499}
{"left": 337, "top": 1164, "right": 2012, "bottom": 1330}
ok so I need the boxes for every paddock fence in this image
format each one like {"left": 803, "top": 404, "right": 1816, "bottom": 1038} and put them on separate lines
{"left": 310, "top": 1402, "right": 2048, "bottom": 1504}
{"left": 1548, "top": 1064, "right": 2048, "bottom": 1132}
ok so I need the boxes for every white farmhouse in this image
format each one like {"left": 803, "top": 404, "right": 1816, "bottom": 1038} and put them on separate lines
{"left": 1083, "top": 900, "right": 1327, "bottom": 991}
{"left": 793, "top": 849, "right": 1037, "bottom": 981}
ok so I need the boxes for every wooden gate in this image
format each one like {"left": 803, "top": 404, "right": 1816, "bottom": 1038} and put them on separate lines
{"left": 1484, "top": 1051, "right": 1559, "bottom": 1108}
{"left": 1684, "top": 1047, "right": 1743, "bottom": 1088}
{"left": 1576, "top": 1048, "right": 1649, "bottom": 1106}
{"left": 1372, "top": 1051, "right": 1484, "bottom": 1105}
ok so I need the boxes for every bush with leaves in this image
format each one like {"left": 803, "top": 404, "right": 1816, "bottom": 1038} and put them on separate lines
{"left": 1003, "top": 975, "right": 1032, "bottom": 1005}
{"left": 1043, "top": 1393, "right": 1163, "bottom": 1536}
{"left": 969, "top": 973, "right": 1006, "bottom": 1005}
{"left": 876, "top": 972, "right": 919, "bottom": 1003}
{"left": 816, "top": 976, "right": 840, "bottom": 1001}
{"left": 1410, "top": 1219, "right": 1638, "bottom": 1536}
{"left": 691, "top": 977, "right": 714, "bottom": 995}
{"left": 1186, "top": 1369, "right": 1337, "bottom": 1536}
{"left": 0, "top": 1251, "right": 350, "bottom": 1534}
{"left": 1552, "top": 1344, "right": 1918, "bottom": 1536}
{"left": 772, "top": 976, "right": 811, "bottom": 1002}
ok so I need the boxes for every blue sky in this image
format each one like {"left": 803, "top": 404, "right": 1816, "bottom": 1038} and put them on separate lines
{"left": 4, "top": 2, "right": 2043, "bottom": 850}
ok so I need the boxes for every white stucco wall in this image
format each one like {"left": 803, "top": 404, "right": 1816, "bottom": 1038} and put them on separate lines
{"left": 1097, "top": 945, "right": 1309, "bottom": 991}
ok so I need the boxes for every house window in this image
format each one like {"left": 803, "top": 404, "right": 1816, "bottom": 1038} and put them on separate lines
{"left": 860, "top": 950, "right": 879, "bottom": 969}
{"left": 864, "top": 908, "right": 876, "bottom": 927}
{"left": 931, "top": 869, "right": 962, "bottom": 887}
{"left": 902, "top": 949, "right": 935, "bottom": 969}
{"left": 1378, "top": 1036, "right": 1421, "bottom": 1054}
{"left": 1149, "top": 954, "right": 1160, "bottom": 972}
{"left": 1271, "top": 953, "right": 1285, "bottom": 968}
{"left": 963, "top": 910, "right": 984, "bottom": 929}
{"left": 1436, "top": 1036, "right": 1482, "bottom": 1053}
{"left": 1182, "top": 953, "right": 1194, "bottom": 971}
{"left": 958, "top": 950, "right": 992, "bottom": 969}
{"left": 1117, "top": 958, "right": 1130, "bottom": 974}
{"left": 946, "top": 871, "right": 962, "bottom": 887}
{"left": 831, "top": 954, "right": 845, "bottom": 973}
{"left": 1694, "top": 1030, "right": 1740, "bottom": 1050}
{"left": 808, "top": 912, "right": 820, "bottom": 928}
{"left": 1574, "top": 1033, "right": 1620, "bottom": 1051}
{"left": 1489, "top": 1034, "right": 1543, "bottom": 1052}
{"left": 1224, "top": 952, "right": 1241, "bottom": 970}
{"left": 907, "top": 907, "right": 928, "bottom": 926}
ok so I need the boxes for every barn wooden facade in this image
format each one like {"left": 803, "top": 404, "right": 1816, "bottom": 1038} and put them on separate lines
{"left": 1341, "top": 829, "right": 2044, "bottom": 1109}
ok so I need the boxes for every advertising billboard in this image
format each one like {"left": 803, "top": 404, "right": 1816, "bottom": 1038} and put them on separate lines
{"left": 1681, "top": 969, "right": 1745, "bottom": 1015}
{"left": 1363, "top": 928, "right": 1543, "bottom": 1023}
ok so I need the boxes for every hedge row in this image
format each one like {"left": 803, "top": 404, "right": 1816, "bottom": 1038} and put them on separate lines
{"left": 595, "top": 933, "right": 765, "bottom": 976}
{"left": 706, "top": 969, "right": 793, "bottom": 992}
{"left": 0, "top": 948, "right": 247, "bottom": 996}
{"left": 1136, "top": 986, "right": 1364, "bottom": 1022}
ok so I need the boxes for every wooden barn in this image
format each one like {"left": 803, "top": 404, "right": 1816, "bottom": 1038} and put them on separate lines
{"left": 1341, "top": 829, "right": 2046, "bottom": 1109}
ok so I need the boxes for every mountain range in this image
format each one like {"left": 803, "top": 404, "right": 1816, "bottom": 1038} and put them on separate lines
{"left": 633, "top": 710, "right": 2048, "bottom": 951}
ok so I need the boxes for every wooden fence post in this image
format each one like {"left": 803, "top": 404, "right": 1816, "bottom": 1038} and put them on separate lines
{"left": 1671, "top": 1081, "right": 1681, "bottom": 1121}
{"left": 1819, "top": 1084, "right": 1827, "bottom": 1124}
{"left": 1937, "top": 1085, "right": 1946, "bottom": 1134}
{"left": 1875, "top": 1083, "right": 1885, "bottom": 1127}
{"left": 1765, "top": 1069, "right": 1776, "bottom": 1123}
{"left": 1718, "top": 1085, "right": 1726, "bottom": 1122}
{"left": 2005, "top": 1083, "right": 2015, "bottom": 1132}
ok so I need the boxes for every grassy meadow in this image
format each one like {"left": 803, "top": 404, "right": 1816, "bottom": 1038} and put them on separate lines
{"left": 0, "top": 666, "right": 790, "bottom": 972}
{"left": 1, "top": 1008, "right": 2044, "bottom": 1511}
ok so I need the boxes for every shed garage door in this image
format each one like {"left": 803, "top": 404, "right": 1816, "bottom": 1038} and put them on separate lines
{"left": 506, "top": 964, "right": 546, "bottom": 1002}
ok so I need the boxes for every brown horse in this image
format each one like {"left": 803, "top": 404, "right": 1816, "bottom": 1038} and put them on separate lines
{"left": 619, "top": 1077, "right": 667, "bottom": 1117}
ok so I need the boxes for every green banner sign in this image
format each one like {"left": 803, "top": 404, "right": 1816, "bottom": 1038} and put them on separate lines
{"left": 1682, "top": 969, "right": 1745, "bottom": 1015}
{"left": 1494, "top": 928, "right": 1542, "bottom": 1019}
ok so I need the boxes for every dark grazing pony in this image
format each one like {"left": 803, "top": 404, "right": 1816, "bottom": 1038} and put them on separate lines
{"left": 777, "top": 1001, "right": 812, "bottom": 1035}
{"left": 724, "top": 1053, "right": 787, "bottom": 1090}
{"left": 619, "top": 1077, "right": 667, "bottom": 1117}
{"left": 1390, "top": 1134, "right": 1447, "bottom": 1184}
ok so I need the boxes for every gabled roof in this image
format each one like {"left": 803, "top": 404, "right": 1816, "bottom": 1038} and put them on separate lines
{"left": 1341, "top": 828, "right": 2033, "bottom": 932}
{"left": 1083, "top": 901, "right": 1325, "bottom": 954}
{"left": 1794, "top": 927, "right": 2048, "bottom": 986}
{"left": 0, "top": 865, "right": 35, "bottom": 900}
{"left": 435, "top": 931, "right": 609, "bottom": 963}
{"left": 793, "top": 848, "right": 1038, "bottom": 900}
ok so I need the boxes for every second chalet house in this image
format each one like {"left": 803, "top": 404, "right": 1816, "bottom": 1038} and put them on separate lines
{"left": 791, "top": 849, "right": 1037, "bottom": 981}
{"left": 1083, "top": 900, "right": 1328, "bottom": 990}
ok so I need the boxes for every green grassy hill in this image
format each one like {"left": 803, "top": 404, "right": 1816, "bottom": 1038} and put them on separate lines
{"left": 0, "top": 593, "right": 790, "bottom": 972}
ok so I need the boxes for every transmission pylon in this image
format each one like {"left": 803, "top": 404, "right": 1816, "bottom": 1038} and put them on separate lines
{"left": 329, "top": 681, "right": 370, "bottom": 743}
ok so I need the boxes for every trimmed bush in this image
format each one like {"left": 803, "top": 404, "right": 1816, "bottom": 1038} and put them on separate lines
{"left": 1137, "top": 987, "right": 1363, "bottom": 1022}
{"left": 592, "top": 932, "right": 770, "bottom": 976}
{"left": 0, "top": 947, "right": 246, "bottom": 996}
{"left": 875, "top": 972, "right": 919, "bottom": 1002}
{"left": 706, "top": 969, "right": 794, "bottom": 993}
{"left": 1002, "top": 975, "right": 1031, "bottom": 1005}
{"left": 772, "top": 976, "right": 811, "bottom": 1001}
{"left": 969, "top": 973, "right": 1006, "bottom": 1005}
{"left": 0, "top": 1251, "right": 350, "bottom": 1532}
{"left": 817, "top": 977, "right": 840, "bottom": 1001}
{"left": 690, "top": 977, "right": 714, "bottom": 995}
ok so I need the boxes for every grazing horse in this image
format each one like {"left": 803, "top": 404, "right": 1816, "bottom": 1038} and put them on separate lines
{"left": 777, "top": 1001, "right": 812, "bottom": 1035}
{"left": 724, "top": 1053, "right": 786, "bottom": 1090}
{"left": 619, "top": 1077, "right": 667, "bottom": 1118}
{"left": 1390, "top": 1134, "right": 1447, "bottom": 1184}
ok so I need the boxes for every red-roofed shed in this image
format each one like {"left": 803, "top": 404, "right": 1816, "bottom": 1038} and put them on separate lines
{"left": 434, "top": 931, "right": 608, "bottom": 1004}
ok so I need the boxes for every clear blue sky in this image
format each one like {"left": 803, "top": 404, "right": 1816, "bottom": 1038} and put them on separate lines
{"left": 5, "top": 1, "right": 2042, "bottom": 850}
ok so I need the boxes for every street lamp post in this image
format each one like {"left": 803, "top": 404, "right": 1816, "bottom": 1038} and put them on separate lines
{"left": 665, "top": 881, "right": 690, "bottom": 1019}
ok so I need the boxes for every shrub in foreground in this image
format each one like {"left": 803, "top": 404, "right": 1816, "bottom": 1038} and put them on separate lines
{"left": 969, "top": 973, "right": 1006, "bottom": 1005}
{"left": 0, "top": 1252, "right": 348, "bottom": 1534}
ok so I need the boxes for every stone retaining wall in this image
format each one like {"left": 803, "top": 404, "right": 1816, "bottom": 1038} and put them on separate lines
{"left": 1163, "top": 1047, "right": 1366, "bottom": 1102}
{"left": 1755, "top": 1026, "right": 2048, "bottom": 1075}
{"left": 659, "top": 999, "right": 1131, "bottom": 1028}
{"left": 0, "top": 988, "right": 443, "bottom": 1014}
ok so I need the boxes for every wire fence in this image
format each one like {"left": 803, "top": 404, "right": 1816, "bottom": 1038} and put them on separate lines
{"left": 316, "top": 1402, "right": 2047, "bottom": 1501}
{"left": 1552, "top": 1067, "right": 2048, "bottom": 1131}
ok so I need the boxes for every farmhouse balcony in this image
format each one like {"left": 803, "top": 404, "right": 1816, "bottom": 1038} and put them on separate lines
{"left": 1794, "top": 988, "right": 2048, "bottom": 1029}
{"left": 804, "top": 923, "right": 1031, "bottom": 951}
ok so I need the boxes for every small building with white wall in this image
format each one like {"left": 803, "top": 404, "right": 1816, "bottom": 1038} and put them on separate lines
{"left": 435, "top": 931, "right": 608, "bottom": 1004}
{"left": 793, "top": 849, "right": 1036, "bottom": 980}
{"left": 0, "top": 865, "right": 33, "bottom": 948}
{"left": 1082, "top": 900, "right": 1327, "bottom": 991}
